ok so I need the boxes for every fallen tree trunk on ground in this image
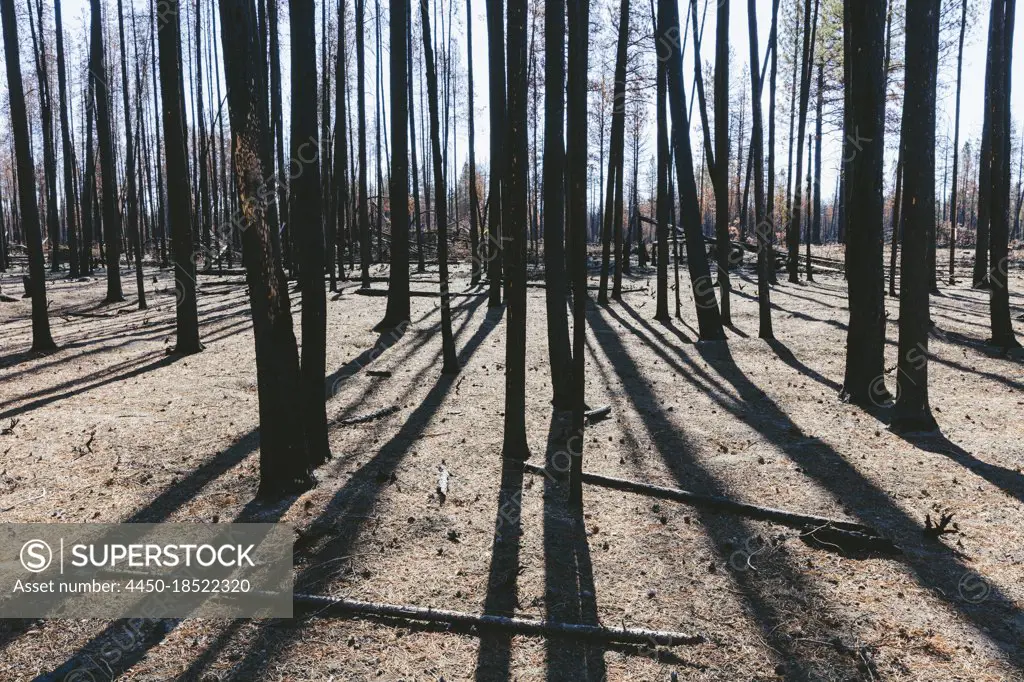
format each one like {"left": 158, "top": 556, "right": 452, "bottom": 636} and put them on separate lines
{"left": 292, "top": 593, "right": 705, "bottom": 646}
{"left": 522, "top": 463, "right": 885, "bottom": 538}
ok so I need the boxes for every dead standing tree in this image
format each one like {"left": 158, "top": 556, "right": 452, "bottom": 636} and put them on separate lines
{"left": 1, "top": 0, "right": 57, "bottom": 351}
{"left": 218, "top": 0, "right": 316, "bottom": 497}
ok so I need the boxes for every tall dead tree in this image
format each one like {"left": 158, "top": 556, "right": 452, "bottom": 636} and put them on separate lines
{"left": 542, "top": 0, "right": 572, "bottom": 406}
{"left": 218, "top": 0, "right": 315, "bottom": 497}
{"left": 157, "top": 0, "right": 201, "bottom": 353}
{"left": 891, "top": 0, "right": 940, "bottom": 434}
{"left": 664, "top": 0, "right": 723, "bottom": 339}
{"left": 117, "top": 0, "right": 146, "bottom": 308}
{"left": 485, "top": 0, "right": 505, "bottom": 307}
{"left": 53, "top": 0, "right": 78, "bottom": 278}
{"left": 420, "top": 0, "right": 459, "bottom": 374}
{"left": 597, "top": 0, "right": 629, "bottom": 305}
{"left": 985, "top": 0, "right": 1019, "bottom": 350}
{"left": 333, "top": 0, "right": 350, "bottom": 281}
{"left": 788, "top": 0, "right": 817, "bottom": 283}
{"left": 26, "top": 0, "right": 60, "bottom": 275}
{"left": 290, "top": 0, "right": 331, "bottom": 465}
{"left": 566, "top": 0, "right": 589, "bottom": 506}
{"left": 947, "top": 0, "right": 966, "bottom": 284}
{"left": 502, "top": 0, "right": 529, "bottom": 459}
{"left": 376, "top": 0, "right": 412, "bottom": 332}
{"left": 91, "top": 0, "right": 124, "bottom": 303}
{"left": 356, "top": 0, "right": 371, "bottom": 287}
{"left": 1, "top": 0, "right": 56, "bottom": 351}
{"left": 748, "top": 0, "right": 773, "bottom": 339}
{"left": 466, "top": 0, "right": 480, "bottom": 284}
{"left": 840, "top": 0, "right": 887, "bottom": 406}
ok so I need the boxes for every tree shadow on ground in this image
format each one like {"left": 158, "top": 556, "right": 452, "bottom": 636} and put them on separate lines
{"left": 601, "top": 303, "right": 1024, "bottom": 670}
{"left": 473, "top": 455, "right": 526, "bottom": 681}
{"left": 587, "top": 305, "right": 870, "bottom": 679}
{"left": 28, "top": 304, "right": 484, "bottom": 680}
{"left": 541, "top": 409, "right": 606, "bottom": 682}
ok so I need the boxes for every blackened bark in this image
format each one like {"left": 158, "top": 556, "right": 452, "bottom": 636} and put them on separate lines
{"left": 356, "top": 0, "right": 371, "bottom": 286}
{"left": 289, "top": 0, "right": 331, "bottom": 465}
{"left": 663, "top": 0, "right": 723, "bottom": 339}
{"left": 218, "top": 0, "right": 313, "bottom": 496}
{"left": 811, "top": 60, "right": 822, "bottom": 245}
{"left": 789, "top": 0, "right": 817, "bottom": 283}
{"left": 891, "top": 0, "right": 939, "bottom": 434}
{"left": 53, "top": 0, "right": 79, "bottom": 278}
{"left": 466, "top": 0, "right": 480, "bottom": 283}
{"left": 502, "top": 0, "right": 529, "bottom": 459}
{"left": 566, "top": 0, "right": 588, "bottom": 506}
{"left": 542, "top": 0, "right": 573, "bottom": 406}
{"left": 840, "top": 0, "right": 887, "bottom": 406}
{"left": 157, "top": 0, "right": 202, "bottom": 353}
{"left": 486, "top": 0, "right": 506, "bottom": 307}
{"left": 377, "top": 0, "right": 411, "bottom": 332}
{"left": 419, "top": 0, "right": 459, "bottom": 374}
{"left": 747, "top": 0, "right": 773, "bottom": 339}
{"left": 598, "top": 0, "right": 629, "bottom": 305}
{"left": 91, "top": 0, "right": 124, "bottom": 302}
{"left": 117, "top": 0, "right": 146, "bottom": 309}
{"left": 986, "top": 0, "right": 1019, "bottom": 350}
{"left": 1, "top": 0, "right": 56, "bottom": 350}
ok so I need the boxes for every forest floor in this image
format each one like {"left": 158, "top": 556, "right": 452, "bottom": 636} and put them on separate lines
{"left": 0, "top": 248, "right": 1023, "bottom": 681}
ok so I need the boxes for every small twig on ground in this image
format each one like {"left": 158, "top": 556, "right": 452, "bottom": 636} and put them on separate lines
{"left": 1, "top": 419, "right": 19, "bottom": 436}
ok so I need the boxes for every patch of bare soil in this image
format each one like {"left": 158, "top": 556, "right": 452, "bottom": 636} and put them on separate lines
{"left": 0, "top": 253, "right": 1022, "bottom": 681}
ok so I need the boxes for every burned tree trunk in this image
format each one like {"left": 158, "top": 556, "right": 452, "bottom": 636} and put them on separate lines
{"left": 218, "top": 0, "right": 314, "bottom": 497}
{"left": 891, "top": 0, "right": 940, "bottom": 434}
{"left": 419, "top": 0, "right": 459, "bottom": 374}
{"left": 1, "top": 0, "right": 56, "bottom": 350}
{"left": 840, "top": 0, "right": 888, "bottom": 407}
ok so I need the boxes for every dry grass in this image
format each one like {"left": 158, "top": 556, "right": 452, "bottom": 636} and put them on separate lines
{"left": 0, "top": 251, "right": 1022, "bottom": 681}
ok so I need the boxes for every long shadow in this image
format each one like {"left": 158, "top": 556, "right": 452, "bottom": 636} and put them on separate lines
{"left": 41, "top": 303, "right": 502, "bottom": 681}
{"left": 587, "top": 305, "right": 867, "bottom": 678}
{"left": 0, "top": 353, "right": 182, "bottom": 422}
{"left": 765, "top": 338, "right": 843, "bottom": 394}
{"left": 895, "top": 430, "right": 1024, "bottom": 505}
{"left": 625, "top": 316, "right": 1024, "bottom": 669}
{"left": 541, "top": 410, "right": 606, "bottom": 682}
{"left": 25, "top": 310, "right": 445, "bottom": 677}
{"left": 473, "top": 456, "right": 527, "bottom": 681}
{"left": 200, "top": 305, "right": 502, "bottom": 680}
{"left": 748, "top": 295, "right": 1024, "bottom": 392}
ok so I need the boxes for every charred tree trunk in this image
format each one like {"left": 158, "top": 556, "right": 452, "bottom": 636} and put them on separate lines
{"left": 1, "top": 0, "right": 56, "bottom": 350}
{"left": 566, "top": 0, "right": 588, "bottom": 506}
{"left": 290, "top": 0, "right": 331, "bottom": 465}
{"left": 598, "top": 0, "right": 629, "bottom": 305}
{"left": 91, "top": 0, "right": 124, "bottom": 302}
{"left": 466, "top": 0, "right": 479, "bottom": 283}
{"left": 502, "top": 0, "right": 529, "bottom": 459}
{"left": 356, "top": 0, "right": 371, "bottom": 286}
{"left": 840, "top": 0, "right": 887, "bottom": 407}
{"left": 664, "top": 0, "right": 723, "bottom": 339}
{"left": 811, "top": 60, "right": 822, "bottom": 245}
{"left": 420, "top": 0, "right": 459, "bottom": 374}
{"left": 486, "top": 0, "right": 506, "bottom": 307}
{"left": 377, "top": 0, "right": 412, "bottom": 332}
{"left": 157, "top": 0, "right": 201, "bottom": 353}
{"left": 986, "top": 0, "right": 1019, "bottom": 350}
{"left": 891, "top": 0, "right": 939, "bottom": 434}
{"left": 53, "top": 0, "right": 79, "bottom": 278}
{"left": 748, "top": 0, "right": 773, "bottom": 339}
{"left": 117, "top": 0, "right": 146, "bottom": 308}
{"left": 218, "top": 0, "right": 314, "bottom": 497}
{"left": 542, "top": 0, "right": 573, "bottom": 406}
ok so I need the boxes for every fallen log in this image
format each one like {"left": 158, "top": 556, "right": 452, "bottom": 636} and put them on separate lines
{"left": 521, "top": 463, "right": 886, "bottom": 539}
{"left": 292, "top": 593, "right": 705, "bottom": 646}
{"left": 584, "top": 406, "right": 612, "bottom": 423}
